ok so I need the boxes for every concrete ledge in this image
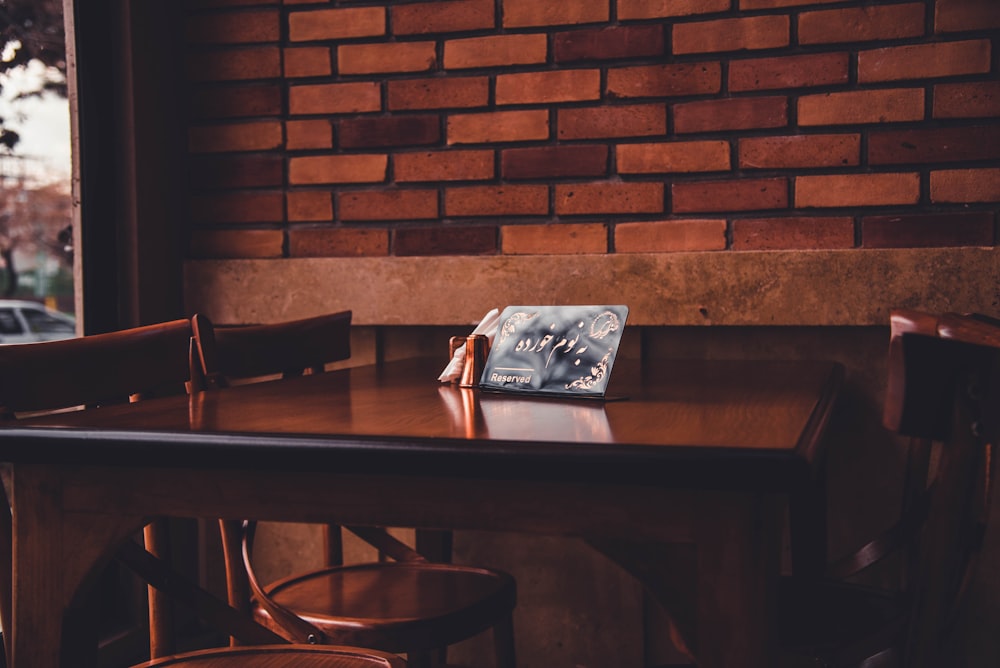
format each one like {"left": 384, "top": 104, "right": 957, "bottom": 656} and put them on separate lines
{"left": 183, "top": 247, "right": 999, "bottom": 326}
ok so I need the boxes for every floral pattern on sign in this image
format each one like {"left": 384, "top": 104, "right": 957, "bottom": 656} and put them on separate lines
{"left": 566, "top": 350, "right": 612, "bottom": 391}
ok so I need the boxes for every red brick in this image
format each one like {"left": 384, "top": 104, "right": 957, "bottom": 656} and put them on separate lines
{"left": 618, "top": 0, "right": 729, "bottom": 20}
{"left": 798, "top": 89, "right": 924, "bottom": 126}
{"left": 188, "top": 85, "right": 281, "bottom": 119}
{"left": 284, "top": 47, "right": 331, "bottom": 78}
{"left": 930, "top": 168, "right": 1000, "bottom": 203}
{"left": 286, "top": 119, "right": 333, "bottom": 150}
{"left": 799, "top": 4, "right": 924, "bottom": 45}
{"left": 445, "top": 185, "right": 549, "bottom": 217}
{"left": 394, "top": 226, "right": 497, "bottom": 256}
{"left": 503, "top": 223, "right": 608, "bottom": 254}
{"left": 554, "top": 25, "right": 664, "bottom": 63}
{"left": 607, "top": 62, "right": 721, "bottom": 98}
{"left": 447, "top": 110, "right": 549, "bottom": 144}
{"left": 395, "top": 150, "right": 494, "bottom": 182}
{"left": 555, "top": 182, "right": 664, "bottom": 215}
{"left": 729, "top": 53, "right": 848, "bottom": 92}
{"left": 186, "top": 46, "right": 281, "bottom": 82}
{"left": 393, "top": 0, "right": 494, "bottom": 35}
{"left": 859, "top": 40, "right": 991, "bottom": 83}
{"left": 338, "top": 42, "right": 436, "bottom": 75}
{"left": 288, "top": 7, "right": 385, "bottom": 42}
{"left": 673, "top": 96, "right": 787, "bottom": 134}
{"left": 189, "top": 0, "right": 274, "bottom": 6}
{"left": 673, "top": 16, "right": 789, "bottom": 55}
{"left": 796, "top": 173, "right": 920, "bottom": 207}
{"left": 934, "top": 82, "right": 1000, "bottom": 119}
{"left": 862, "top": 212, "right": 994, "bottom": 248}
{"left": 503, "top": 0, "right": 609, "bottom": 28}
{"left": 188, "top": 121, "right": 282, "bottom": 153}
{"left": 289, "top": 155, "right": 387, "bottom": 185}
{"left": 739, "top": 134, "right": 860, "bottom": 169}
{"left": 189, "top": 230, "right": 283, "bottom": 259}
{"left": 502, "top": 146, "right": 609, "bottom": 179}
{"left": 186, "top": 9, "right": 279, "bottom": 44}
{"left": 443, "top": 34, "right": 547, "bottom": 70}
{"left": 672, "top": 178, "right": 787, "bottom": 213}
{"left": 741, "top": 0, "right": 843, "bottom": 7}
{"left": 388, "top": 77, "right": 489, "bottom": 111}
{"left": 190, "top": 191, "right": 284, "bottom": 223}
{"left": 289, "top": 82, "right": 381, "bottom": 115}
{"left": 339, "top": 116, "right": 440, "bottom": 149}
{"left": 615, "top": 219, "right": 726, "bottom": 252}
{"left": 287, "top": 191, "right": 332, "bottom": 222}
{"left": 869, "top": 126, "right": 1000, "bottom": 165}
{"left": 289, "top": 228, "right": 389, "bottom": 257}
{"left": 496, "top": 70, "right": 601, "bottom": 105}
{"left": 558, "top": 104, "right": 666, "bottom": 139}
{"left": 617, "top": 140, "right": 730, "bottom": 173}
{"left": 339, "top": 189, "right": 439, "bottom": 221}
{"left": 732, "top": 217, "right": 854, "bottom": 251}
{"left": 188, "top": 155, "right": 283, "bottom": 189}
{"left": 935, "top": 0, "right": 1000, "bottom": 33}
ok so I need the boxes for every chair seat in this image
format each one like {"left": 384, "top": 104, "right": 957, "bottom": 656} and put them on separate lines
{"left": 133, "top": 644, "right": 406, "bottom": 667}
{"left": 254, "top": 562, "right": 516, "bottom": 652}
{"left": 777, "top": 577, "right": 908, "bottom": 666}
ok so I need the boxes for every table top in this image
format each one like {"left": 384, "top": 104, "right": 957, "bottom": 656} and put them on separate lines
{"left": 0, "top": 357, "right": 842, "bottom": 490}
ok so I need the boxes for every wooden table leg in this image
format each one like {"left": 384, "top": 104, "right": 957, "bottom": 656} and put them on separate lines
{"left": 11, "top": 466, "right": 72, "bottom": 667}
{"left": 10, "top": 465, "right": 141, "bottom": 668}
{"left": 584, "top": 537, "right": 698, "bottom": 662}
{"left": 588, "top": 491, "right": 784, "bottom": 668}
{"left": 788, "top": 474, "right": 828, "bottom": 578}
{"left": 693, "top": 492, "right": 783, "bottom": 668}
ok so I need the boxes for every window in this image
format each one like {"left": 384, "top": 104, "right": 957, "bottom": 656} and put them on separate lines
{"left": 0, "top": 309, "right": 23, "bottom": 334}
{"left": 22, "top": 307, "right": 74, "bottom": 334}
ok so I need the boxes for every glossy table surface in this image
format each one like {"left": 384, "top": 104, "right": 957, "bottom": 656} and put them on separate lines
{"left": 1, "top": 356, "right": 843, "bottom": 668}
{"left": 8, "top": 357, "right": 839, "bottom": 483}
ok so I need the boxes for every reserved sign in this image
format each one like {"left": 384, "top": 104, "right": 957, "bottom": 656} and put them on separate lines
{"left": 480, "top": 305, "right": 629, "bottom": 398}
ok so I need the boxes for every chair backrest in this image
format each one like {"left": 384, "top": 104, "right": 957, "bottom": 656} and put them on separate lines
{"left": 882, "top": 310, "right": 999, "bottom": 668}
{"left": 191, "top": 311, "right": 351, "bottom": 389}
{"left": 0, "top": 318, "right": 197, "bottom": 417}
{"left": 0, "top": 318, "right": 199, "bottom": 665}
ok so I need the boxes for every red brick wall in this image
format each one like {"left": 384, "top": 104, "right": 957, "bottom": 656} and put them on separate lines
{"left": 183, "top": 0, "right": 1000, "bottom": 259}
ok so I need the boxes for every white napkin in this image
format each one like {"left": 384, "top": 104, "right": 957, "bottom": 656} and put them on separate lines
{"left": 438, "top": 308, "right": 500, "bottom": 382}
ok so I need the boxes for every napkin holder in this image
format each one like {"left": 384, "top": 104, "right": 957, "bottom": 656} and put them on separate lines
{"left": 450, "top": 334, "right": 490, "bottom": 388}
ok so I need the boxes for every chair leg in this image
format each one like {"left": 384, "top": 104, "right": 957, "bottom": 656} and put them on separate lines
{"left": 143, "top": 519, "right": 175, "bottom": 659}
{"left": 493, "top": 613, "right": 516, "bottom": 668}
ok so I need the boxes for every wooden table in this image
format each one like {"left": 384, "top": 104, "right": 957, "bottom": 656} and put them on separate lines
{"left": 0, "top": 356, "right": 842, "bottom": 667}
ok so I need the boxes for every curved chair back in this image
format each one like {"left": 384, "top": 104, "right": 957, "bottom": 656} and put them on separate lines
{"left": 0, "top": 318, "right": 196, "bottom": 417}
{"left": 192, "top": 311, "right": 351, "bottom": 388}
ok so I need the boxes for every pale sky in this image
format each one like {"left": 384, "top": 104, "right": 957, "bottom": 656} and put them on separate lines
{"left": 0, "top": 60, "right": 72, "bottom": 186}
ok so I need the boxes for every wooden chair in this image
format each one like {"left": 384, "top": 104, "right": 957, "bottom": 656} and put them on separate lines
{"left": 0, "top": 318, "right": 197, "bottom": 666}
{"left": 774, "top": 310, "right": 999, "bottom": 667}
{"left": 191, "top": 312, "right": 517, "bottom": 668}
{"left": 0, "top": 319, "right": 400, "bottom": 668}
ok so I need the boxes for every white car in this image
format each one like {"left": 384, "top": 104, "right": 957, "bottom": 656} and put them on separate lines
{"left": 0, "top": 299, "right": 76, "bottom": 344}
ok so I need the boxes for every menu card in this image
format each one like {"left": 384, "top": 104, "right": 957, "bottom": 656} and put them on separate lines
{"left": 479, "top": 305, "right": 628, "bottom": 398}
